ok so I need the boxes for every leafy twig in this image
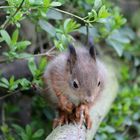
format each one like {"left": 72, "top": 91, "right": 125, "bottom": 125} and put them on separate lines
{"left": 0, "top": 46, "right": 55, "bottom": 64}
{"left": 1, "top": 0, "right": 25, "bottom": 29}
{"left": 53, "top": 8, "right": 88, "bottom": 24}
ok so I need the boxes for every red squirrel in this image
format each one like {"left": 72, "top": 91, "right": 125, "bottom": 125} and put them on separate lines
{"left": 43, "top": 44, "right": 105, "bottom": 129}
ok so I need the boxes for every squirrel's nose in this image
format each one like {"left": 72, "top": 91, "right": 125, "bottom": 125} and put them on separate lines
{"left": 85, "top": 96, "right": 94, "bottom": 103}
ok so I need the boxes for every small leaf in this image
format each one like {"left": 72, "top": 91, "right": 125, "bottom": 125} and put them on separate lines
{"left": 29, "top": 0, "right": 43, "bottom": 5}
{"left": 106, "top": 38, "right": 124, "bottom": 56}
{"left": 104, "top": 125, "right": 115, "bottom": 133}
{"left": 63, "top": 18, "right": 80, "bottom": 33}
{"left": 39, "top": 20, "right": 56, "bottom": 37}
{"left": 18, "top": 53, "right": 33, "bottom": 59}
{"left": 21, "top": 131, "right": 29, "bottom": 140}
{"left": 18, "top": 78, "right": 31, "bottom": 88}
{"left": 28, "top": 58, "right": 37, "bottom": 77}
{"left": 0, "top": 78, "right": 9, "bottom": 86}
{"left": 97, "top": 18, "right": 109, "bottom": 23}
{"left": 32, "top": 129, "right": 44, "bottom": 138}
{"left": 50, "top": 2, "right": 62, "bottom": 7}
{"left": 12, "top": 29, "right": 19, "bottom": 44}
{"left": 1, "top": 124, "right": 9, "bottom": 133}
{"left": 0, "top": 37, "right": 4, "bottom": 42}
{"left": 26, "top": 125, "right": 32, "bottom": 137}
{"left": 16, "top": 41, "right": 31, "bottom": 51}
{"left": 39, "top": 57, "right": 47, "bottom": 72}
{"left": 108, "top": 30, "right": 130, "bottom": 44}
{"left": 44, "top": 0, "right": 51, "bottom": 7}
{"left": 9, "top": 76, "right": 15, "bottom": 87}
{"left": 88, "top": 9, "right": 97, "bottom": 22}
{"left": 54, "top": 40, "right": 64, "bottom": 51}
{"left": 98, "top": 5, "right": 110, "bottom": 18}
{"left": 0, "top": 30, "right": 11, "bottom": 46}
{"left": 94, "top": 0, "right": 102, "bottom": 10}
{"left": 46, "top": 9, "right": 63, "bottom": 20}
{"left": 12, "top": 124, "right": 24, "bottom": 133}
{"left": 0, "top": 83, "right": 9, "bottom": 88}
{"left": 9, "top": 76, "right": 18, "bottom": 91}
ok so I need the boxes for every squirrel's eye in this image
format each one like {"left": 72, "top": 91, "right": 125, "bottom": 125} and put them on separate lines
{"left": 72, "top": 79, "right": 79, "bottom": 89}
{"left": 97, "top": 81, "right": 100, "bottom": 87}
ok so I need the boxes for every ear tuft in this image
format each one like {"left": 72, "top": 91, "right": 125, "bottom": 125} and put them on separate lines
{"left": 68, "top": 44, "right": 76, "bottom": 56}
{"left": 68, "top": 44, "right": 77, "bottom": 61}
{"left": 67, "top": 44, "right": 77, "bottom": 73}
{"left": 89, "top": 45, "right": 96, "bottom": 61}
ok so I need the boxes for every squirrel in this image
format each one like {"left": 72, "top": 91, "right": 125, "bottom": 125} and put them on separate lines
{"left": 43, "top": 44, "right": 106, "bottom": 129}
{"left": 0, "top": 42, "right": 108, "bottom": 129}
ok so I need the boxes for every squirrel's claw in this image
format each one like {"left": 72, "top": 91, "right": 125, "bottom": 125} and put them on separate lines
{"left": 75, "top": 104, "right": 92, "bottom": 129}
{"left": 53, "top": 110, "right": 69, "bottom": 128}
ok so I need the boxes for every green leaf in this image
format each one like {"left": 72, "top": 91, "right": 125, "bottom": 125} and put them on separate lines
{"left": 12, "top": 124, "right": 25, "bottom": 133}
{"left": 9, "top": 76, "right": 18, "bottom": 90}
{"left": 106, "top": 38, "right": 124, "bottom": 56}
{"left": 0, "top": 30, "right": 11, "bottom": 46}
{"left": 104, "top": 126, "right": 115, "bottom": 133}
{"left": 12, "top": 29, "right": 19, "bottom": 44}
{"left": 16, "top": 41, "right": 31, "bottom": 51}
{"left": 39, "top": 57, "right": 47, "bottom": 72}
{"left": 32, "top": 129, "right": 44, "bottom": 138}
{"left": 18, "top": 53, "right": 33, "bottom": 59}
{"left": 0, "top": 37, "right": 4, "bottom": 42}
{"left": 9, "top": 76, "right": 15, "bottom": 85}
{"left": 134, "top": 57, "right": 140, "bottom": 67}
{"left": 28, "top": 58, "right": 37, "bottom": 77}
{"left": 108, "top": 30, "right": 130, "bottom": 44}
{"left": 94, "top": 0, "right": 102, "bottom": 10}
{"left": 0, "top": 83, "right": 9, "bottom": 88}
{"left": 63, "top": 18, "right": 80, "bottom": 33}
{"left": 26, "top": 125, "right": 32, "bottom": 137}
{"left": 50, "top": 2, "right": 62, "bottom": 7}
{"left": 39, "top": 20, "right": 56, "bottom": 37}
{"left": 1, "top": 124, "right": 9, "bottom": 133}
{"left": 43, "top": 0, "right": 51, "bottom": 7}
{"left": 54, "top": 39, "right": 64, "bottom": 51}
{"left": 98, "top": 5, "right": 110, "bottom": 18}
{"left": 3, "top": 51, "right": 19, "bottom": 60}
{"left": 46, "top": 9, "right": 63, "bottom": 20}
{"left": 88, "top": 9, "right": 97, "bottom": 22}
{"left": 0, "top": 78, "right": 9, "bottom": 86}
{"left": 21, "top": 131, "right": 29, "bottom": 140}
{"left": 17, "top": 78, "right": 31, "bottom": 89}
{"left": 29, "top": 0, "right": 43, "bottom": 5}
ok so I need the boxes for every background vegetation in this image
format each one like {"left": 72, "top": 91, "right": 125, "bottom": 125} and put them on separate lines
{"left": 0, "top": 0, "right": 140, "bottom": 139}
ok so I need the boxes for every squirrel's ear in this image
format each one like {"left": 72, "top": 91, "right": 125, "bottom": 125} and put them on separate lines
{"left": 89, "top": 45, "right": 96, "bottom": 61}
{"left": 68, "top": 44, "right": 77, "bottom": 64}
{"left": 67, "top": 44, "right": 77, "bottom": 73}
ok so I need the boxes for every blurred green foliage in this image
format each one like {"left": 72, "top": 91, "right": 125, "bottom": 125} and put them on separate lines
{"left": 0, "top": 0, "right": 140, "bottom": 139}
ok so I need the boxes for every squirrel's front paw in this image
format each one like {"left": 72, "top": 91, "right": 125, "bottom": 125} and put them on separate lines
{"left": 75, "top": 104, "right": 92, "bottom": 129}
{"left": 58, "top": 95, "right": 74, "bottom": 113}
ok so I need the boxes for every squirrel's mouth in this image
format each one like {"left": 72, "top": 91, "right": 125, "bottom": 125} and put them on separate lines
{"left": 83, "top": 96, "right": 94, "bottom": 104}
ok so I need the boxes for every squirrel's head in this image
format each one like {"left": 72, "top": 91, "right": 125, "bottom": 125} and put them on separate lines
{"left": 66, "top": 44, "right": 101, "bottom": 105}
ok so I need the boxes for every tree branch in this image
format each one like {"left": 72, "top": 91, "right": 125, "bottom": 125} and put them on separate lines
{"left": 46, "top": 124, "right": 86, "bottom": 140}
